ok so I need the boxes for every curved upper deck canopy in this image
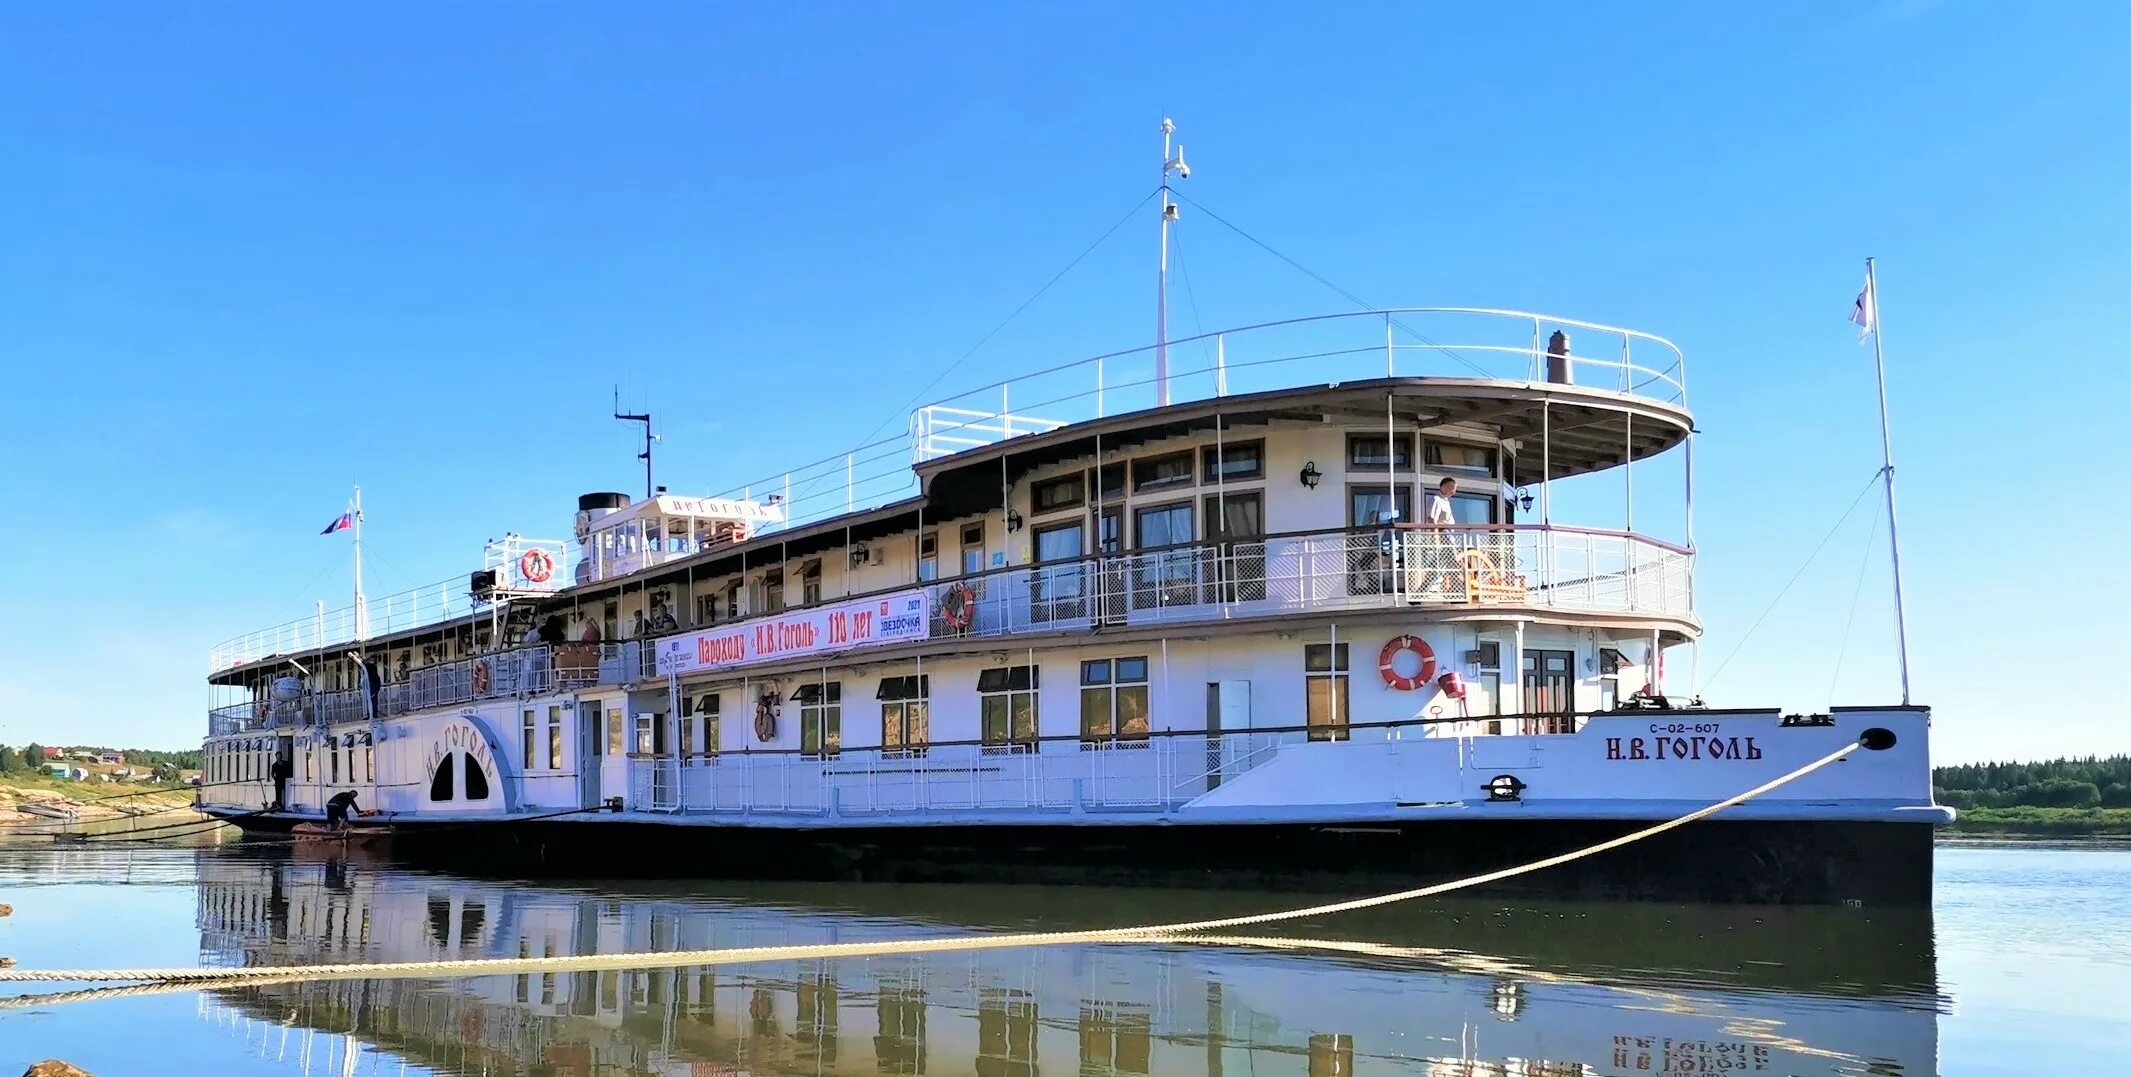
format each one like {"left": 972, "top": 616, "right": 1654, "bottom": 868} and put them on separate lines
{"left": 916, "top": 376, "right": 1691, "bottom": 520}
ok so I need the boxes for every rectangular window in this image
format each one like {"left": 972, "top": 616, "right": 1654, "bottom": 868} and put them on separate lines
{"left": 1305, "top": 643, "right": 1350, "bottom": 742}
{"left": 1426, "top": 440, "right": 1498, "bottom": 478}
{"left": 1079, "top": 657, "right": 1150, "bottom": 746}
{"left": 961, "top": 523, "right": 985, "bottom": 576}
{"left": 304, "top": 749, "right": 313, "bottom": 782}
{"left": 678, "top": 713, "right": 695, "bottom": 761}
{"left": 1200, "top": 439, "right": 1265, "bottom": 482}
{"left": 1347, "top": 483, "right": 1413, "bottom": 526}
{"left": 547, "top": 705, "right": 564, "bottom": 770}
{"left": 365, "top": 746, "right": 374, "bottom": 782}
{"left": 695, "top": 591, "right": 720, "bottom": 625}
{"left": 801, "top": 559, "right": 822, "bottom": 606}
{"left": 878, "top": 675, "right": 930, "bottom": 757}
{"left": 762, "top": 570, "right": 785, "bottom": 613}
{"left": 329, "top": 744, "right": 340, "bottom": 784}
{"left": 1097, "top": 463, "right": 1126, "bottom": 501}
{"left": 523, "top": 709, "right": 538, "bottom": 770}
{"left": 606, "top": 708, "right": 624, "bottom": 756}
{"left": 796, "top": 682, "right": 842, "bottom": 758}
{"left": 1033, "top": 521, "right": 1083, "bottom": 562}
{"left": 918, "top": 531, "right": 938, "bottom": 582}
{"left": 1347, "top": 433, "right": 1414, "bottom": 472}
{"left": 978, "top": 665, "right": 1039, "bottom": 752}
{"left": 1031, "top": 473, "right": 1084, "bottom": 514}
{"left": 1131, "top": 451, "right": 1194, "bottom": 492}
{"left": 1449, "top": 491, "right": 1498, "bottom": 525}
{"left": 632, "top": 714, "right": 654, "bottom": 756}
{"left": 693, "top": 692, "right": 721, "bottom": 756}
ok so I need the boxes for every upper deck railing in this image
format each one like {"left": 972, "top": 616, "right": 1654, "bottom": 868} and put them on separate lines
{"left": 211, "top": 308, "right": 1686, "bottom": 671}
{"left": 911, "top": 308, "right": 1687, "bottom": 460}
{"left": 206, "top": 523, "right": 1692, "bottom": 736}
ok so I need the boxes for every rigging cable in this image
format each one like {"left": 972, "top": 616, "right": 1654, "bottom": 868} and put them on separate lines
{"left": 1826, "top": 503, "right": 1885, "bottom": 709}
{"left": 1699, "top": 469, "right": 1885, "bottom": 694}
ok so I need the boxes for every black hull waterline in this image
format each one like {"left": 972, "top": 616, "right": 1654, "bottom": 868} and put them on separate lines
{"left": 218, "top": 814, "right": 1935, "bottom": 908}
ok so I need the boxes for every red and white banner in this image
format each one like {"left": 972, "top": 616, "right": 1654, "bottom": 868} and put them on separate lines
{"left": 654, "top": 588, "right": 930, "bottom": 676}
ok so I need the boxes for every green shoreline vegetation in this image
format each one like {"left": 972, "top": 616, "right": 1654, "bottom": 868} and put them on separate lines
{"left": 1936, "top": 754, "right": 2131, "bottom": 836}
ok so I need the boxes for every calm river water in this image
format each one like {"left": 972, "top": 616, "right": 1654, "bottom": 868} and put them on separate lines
{"left": 0, "top": 841, "right": 2123, "bottom": 1075}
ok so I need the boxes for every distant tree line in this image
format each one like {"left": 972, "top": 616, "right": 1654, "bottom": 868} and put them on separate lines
{"left": 1935, "top": 755, "right": 2131, "bottom": 810}
{"left": 0, "top": 743, "right": 201, "bottom": 784}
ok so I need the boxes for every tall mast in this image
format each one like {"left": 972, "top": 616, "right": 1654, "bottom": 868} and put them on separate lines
{"left": 351, "top": 484, "right": 368, "bottom": 641}
{"left": 614, "top": 388, "right": 656, "bottom": 499}
{"left": 1157, "top": 118, "right": 1189, "bottom": 407}
{"left": 1862, "top": 257, "right": 1913, "bottom": 705}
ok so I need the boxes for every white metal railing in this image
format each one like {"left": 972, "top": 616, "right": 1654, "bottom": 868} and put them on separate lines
{"left": 212, "top": 309, "right": 1685, "bottom": 671}
{"left": 913, "top": 307, "right": 1688, "bottom": 460}
{"left": 205, "top": 526, "right": 1691, "bottom": 736}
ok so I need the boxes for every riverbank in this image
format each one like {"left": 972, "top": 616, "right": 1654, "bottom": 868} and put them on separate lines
{"left": 0, "top": 775, "right": 198, "bottom": 825}
{"left": 1943, "top": 806, "right": 2131, "bottom": 837}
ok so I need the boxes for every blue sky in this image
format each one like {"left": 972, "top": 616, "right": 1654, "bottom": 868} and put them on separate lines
{"left": 1, "top": 3, "right": 2124, "bottom": 762}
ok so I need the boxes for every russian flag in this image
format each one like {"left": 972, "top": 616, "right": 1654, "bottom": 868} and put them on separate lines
{"left": 320, "top": 512, "right": 353, "bottom": 535}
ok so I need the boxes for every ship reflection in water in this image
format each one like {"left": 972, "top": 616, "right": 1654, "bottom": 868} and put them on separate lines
{"left": 184, "top": 850, "right": 1939, "bottom": 1076}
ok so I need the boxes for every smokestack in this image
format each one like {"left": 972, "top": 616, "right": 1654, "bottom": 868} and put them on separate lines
{"left": 1546, "top": 330, "right": 1572, "bottom": 385}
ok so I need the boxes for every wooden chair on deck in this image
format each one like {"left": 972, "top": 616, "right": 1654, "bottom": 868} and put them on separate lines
{"left": 1458, "top": 549, "right": 1528, "bottom": 604}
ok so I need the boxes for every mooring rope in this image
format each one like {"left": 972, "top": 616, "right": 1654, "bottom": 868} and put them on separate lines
{"left": 0, "top": 741, "right": 1860, "bottom": 988}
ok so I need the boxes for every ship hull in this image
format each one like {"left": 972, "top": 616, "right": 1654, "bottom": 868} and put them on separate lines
{"left": 214, "top": 812, "right": 1934, "bottom": 907}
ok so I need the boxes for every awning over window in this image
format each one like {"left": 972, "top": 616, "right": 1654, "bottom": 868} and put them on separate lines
{"left": 976, "top": 666, "right": 1037, "bottom": 693}
{"left": 876, "top": 675, "right": 930, "bottom": 701}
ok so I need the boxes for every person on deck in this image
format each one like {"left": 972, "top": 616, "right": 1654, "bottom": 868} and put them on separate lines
{"left": 324, "top": 789, "right": 363, "bottom": 830}
{"left": 1419, "top": 477, "right": 1463, "bottom": 594}
{"left": 270, "top": 756, "right": 292, "bottom": 811}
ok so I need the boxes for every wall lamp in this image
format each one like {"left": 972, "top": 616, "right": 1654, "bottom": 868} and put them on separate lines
{"left": 1298, "top": 461, "right": 1322, "bottom": 489}
{"left": 1514, "top": 487, "right": 1535, "bottom": 512}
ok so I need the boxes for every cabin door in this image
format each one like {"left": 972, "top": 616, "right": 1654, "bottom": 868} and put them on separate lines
{"left": 1094, "top": 507, "right": 1127, "bottom": 625}
{"left": 1521, "top": 649, "right": 1576, "bottom": 734}
{"left": 577, "top": 701, "right": 603, "bottom": 809}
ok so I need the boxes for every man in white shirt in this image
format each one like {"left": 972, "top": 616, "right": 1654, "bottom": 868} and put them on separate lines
{"left": 1419, "top": 477, "right": 1462, "bottom": 594}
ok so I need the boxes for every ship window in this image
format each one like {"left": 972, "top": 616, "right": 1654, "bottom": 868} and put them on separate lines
{"left": 797, "top": 682, "right": 842, "bottom": 759}
{"left": 1305, "top": 643, "right": 1350, "bottom": 742}
{"left": 961, "top": 524, "right": 985, "bottom": 576}
{"left": 606, "top": 708, "right": 625, "bottom": 756}
{"left": 1426, "top": 440, "right": 1497, "bottom": 478}
{"left": 1032, "top": 474, "right": 1084, "bottom": 514}
{"left": 1347, "top": 434, "right": 1414, "bottom": 472}
{"left": 548, "top": 705, "right": 564, "bottom": 770}
{"left": 1097, "top": 463, "right": 1126, "bottom": 501}
{"left": 1132, "top": 451, "right": 1194, "bottom": 492}
{"left": 428, "top": 756, "right": 456, "bottom": 801}
{"left": 762, "top": 570, "right": 785, "bottom": 614}
{"left": 463, "top": 754, "right": 490, "bottom": 799}
{"left": 879, "top": 675, "right": 930, "bottom": 757}
{"left": 522, "top": 709, "right": 538, "bottom": 770}
{"left": 979, "top": 666, "right": 1039, "bottom": 752}
{"left": 802, "top": 559, "right": 823, "bottom": 605}
{"left": 1200, "top": 439, "right": 1265, "bottom": 483}
{"left": 695, "top": 591, "right": 719, "bottom": 625}
{"left": 1080, "top": 657, "right": 1150, "bottom": 746}
{"left": 918, "top": 531, "right": 939, "bottom": 582}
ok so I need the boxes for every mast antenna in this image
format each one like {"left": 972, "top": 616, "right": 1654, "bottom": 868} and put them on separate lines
{"left": 613, "top": 387, "right": 656, "bottom": 500}
{"left": 1157, "top": 117, "right": 1190, "bottom": 407}
{"left": 1860, "top": 258, "right": 1913, "bottom": 705}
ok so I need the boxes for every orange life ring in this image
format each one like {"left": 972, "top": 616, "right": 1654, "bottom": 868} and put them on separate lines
{"left": 940, "top": 583, "right": 976, "bottom": 630}
{"left": 1378, "top": 635, "right": 1437, "bottom": 691}
{"left": 472, "top": 659, "right": 491, "bottom": 695}
{"left": 518, "top": 548, "right": 554, "bottom": 584}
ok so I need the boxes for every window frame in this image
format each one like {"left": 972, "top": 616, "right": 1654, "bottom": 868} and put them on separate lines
{"left": 877, "top": 674, "right": 931, "bottom": 757}
{"left": 522, "top": 708, "right": 538, "bottom": 771}
{"left": 1346, "top": 433, "right": 1415, "bottom": 472}
{"left": 1424, "top": 438, "right": 1499, "bottom": 479}
{"left": 1079, "top": 656, "right": 1151, "bottom": 747}
{"left": 796, "top": 681, "right": 843, "bottom": 759}
{"left": 1030, "top": 473, "right": 1085, "bottom": 514}
{"left": 1131, "top": 451, "right": 1195, "bottom": 492}
{"left": 1200, "top": 439, "right": 1266, "bottom": 483}
{"left": 978, "top": 665, "right": 1040, "bottom": 753}
{"left": 1304, "top": 643, "right": 1351, "bottom": 743}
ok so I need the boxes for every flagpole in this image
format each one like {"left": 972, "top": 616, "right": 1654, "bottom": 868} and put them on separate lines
{"left": 1864, "top": 257, "right": 1913, "bottom": 705}
{"left": 352, "top": 484, "right": 368, "bottom": 642}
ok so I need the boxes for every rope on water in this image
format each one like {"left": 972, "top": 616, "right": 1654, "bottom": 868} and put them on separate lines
{"left": 0, "top": 742, "right": 1859, "bottom": 988}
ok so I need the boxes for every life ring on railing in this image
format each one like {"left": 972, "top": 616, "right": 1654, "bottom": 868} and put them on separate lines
{"left": 754, "top": 696, "right": 777, "bottom": 743}
{"left": 1378, "top": 635, "right": 1437, "bottom": 691}
{"left": 518, "top": 548, "right": 554, "bottom": 584}
{"left": 472, "top": 659, "right": 491, "bottom": 695}
{"left": 940, "top": 582, "right": 976, "bottom": 630}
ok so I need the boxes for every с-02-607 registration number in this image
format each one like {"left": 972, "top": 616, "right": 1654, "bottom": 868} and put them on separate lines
{"left": 1647, "top": 722, "right": 1722, "bottom": 735}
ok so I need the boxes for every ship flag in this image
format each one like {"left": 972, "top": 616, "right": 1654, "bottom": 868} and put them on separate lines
{"left": 1850, "top": 275, "right": 1876, "bottom": 339}
{"left": 320, "top": 511, "right": 354, "bottom": 535}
